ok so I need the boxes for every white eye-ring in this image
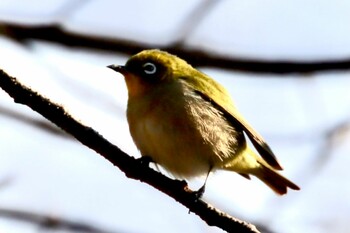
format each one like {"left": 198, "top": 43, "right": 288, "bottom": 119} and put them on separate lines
{"left": 143, "top": 62, "right": 157, "bottom": 75}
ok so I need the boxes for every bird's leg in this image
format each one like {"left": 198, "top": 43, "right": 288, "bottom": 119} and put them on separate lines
{"left": 137, "top": 155, "right": 154, "bottom": 166}
{"left": 192, "top": 166, "right": 212, "bottom": 199}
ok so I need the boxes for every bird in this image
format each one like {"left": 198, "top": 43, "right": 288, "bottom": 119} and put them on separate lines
{"left": 107, "top": 49, "right": 300, "bottom": 196}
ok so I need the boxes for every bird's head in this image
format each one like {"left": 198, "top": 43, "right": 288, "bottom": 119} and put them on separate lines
{"left": 108, "top": 49, "right": 192, "bottom": 97}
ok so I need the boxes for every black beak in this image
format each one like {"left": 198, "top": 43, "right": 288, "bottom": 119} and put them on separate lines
{"left": 107, "top": 64, "right": 127, "bottom": 74}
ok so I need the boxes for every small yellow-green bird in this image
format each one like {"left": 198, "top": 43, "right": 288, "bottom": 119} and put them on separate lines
{"left": 108, "top": 49, "right": 300, "bottom": 196}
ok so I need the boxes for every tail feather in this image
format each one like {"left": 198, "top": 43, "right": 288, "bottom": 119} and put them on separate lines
{"left": 256, "top": 162, "right": 300, "bottom": 195}
{"left": 224, "top": 147, "right": 300, "bottom": 195}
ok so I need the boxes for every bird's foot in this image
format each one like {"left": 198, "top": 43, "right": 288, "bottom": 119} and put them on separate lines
{"left": 187, "top": 185, "right": 206, "bottom": 214}
{"left": 137, "top": 156, "right": 154, "bottom": 166}
{"left": 192, "top": 185, "right": 206, "bottom": 200}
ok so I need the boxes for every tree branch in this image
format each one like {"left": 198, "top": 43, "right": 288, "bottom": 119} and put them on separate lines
{"left": 0, "top": 207, "right": 115, "bottom": 233}
{"left": 0, "top": 69, "right": 260, "bottom": 232}
{"left": 2, "top": 23, "right": 350, "bottom": 75}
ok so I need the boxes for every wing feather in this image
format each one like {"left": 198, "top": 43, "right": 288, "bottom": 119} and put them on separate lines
{"left": 180, "top": 71, "right": 283, "bottom": 170}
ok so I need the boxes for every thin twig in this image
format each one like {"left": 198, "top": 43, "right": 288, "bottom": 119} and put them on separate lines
{"left": 0, "top": 69, "right": 260, "bottom": 233}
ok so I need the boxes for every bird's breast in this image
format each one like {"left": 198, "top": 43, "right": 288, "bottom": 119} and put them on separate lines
{"left": 126, "top": 83, "right": 242, "bottom": 178}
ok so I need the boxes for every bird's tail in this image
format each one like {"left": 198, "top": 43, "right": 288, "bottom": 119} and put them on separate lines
{"left": 254, "top": 161, "right": 300, "bottom": 195}
{"left": 224, "top": 147, "right": 300, "bottom": 195}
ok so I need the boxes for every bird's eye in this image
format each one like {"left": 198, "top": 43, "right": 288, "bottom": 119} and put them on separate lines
{"left": 142, "top": 62, "right": 157, "bottom": 75}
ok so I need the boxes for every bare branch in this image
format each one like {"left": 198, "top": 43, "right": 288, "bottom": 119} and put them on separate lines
{"left": 0, "top": 69, "right": 260, "bottom": 232}
{"left": 2, "top": 23, "right": 350, "bottom": 75}
{"left": 0, "top": 207, "right": 115, "bottom": 233}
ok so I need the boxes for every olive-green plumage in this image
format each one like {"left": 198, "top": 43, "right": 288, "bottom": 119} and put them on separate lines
{"left": 108, "top": 49, "right": 300, "bottom": 195}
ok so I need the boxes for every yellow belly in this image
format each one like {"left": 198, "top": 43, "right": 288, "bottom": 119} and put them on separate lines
{"left": 126, "top": 82, "right": 244, "bottom": 179}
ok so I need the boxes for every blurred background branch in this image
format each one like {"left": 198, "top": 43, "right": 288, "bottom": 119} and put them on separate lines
{"left": 0, "top": 207, "right": 116, "bottom": 233}
{"left": 2, "top": 23, "right": 350, "bottom": 74}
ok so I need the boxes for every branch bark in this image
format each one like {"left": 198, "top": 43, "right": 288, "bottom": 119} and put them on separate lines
{"left": 0, "top": 69, "right": 260, "bottom": 233}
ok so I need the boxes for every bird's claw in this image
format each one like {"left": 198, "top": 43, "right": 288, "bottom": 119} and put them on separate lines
{"left": 192, "top": 185, "right": 205, "bottom": 200}
{"left": 137, "top": 156, "right": 154, "bottom": 166}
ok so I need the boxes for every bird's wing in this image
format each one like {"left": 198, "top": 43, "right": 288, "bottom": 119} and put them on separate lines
{"left": 181, "top": 71, "right": 283, "bottom": 170}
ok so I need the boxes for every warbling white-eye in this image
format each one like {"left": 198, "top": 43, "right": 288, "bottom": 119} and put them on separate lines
{"left": 108, "top": 49, "right": 300, "bottom": 196}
